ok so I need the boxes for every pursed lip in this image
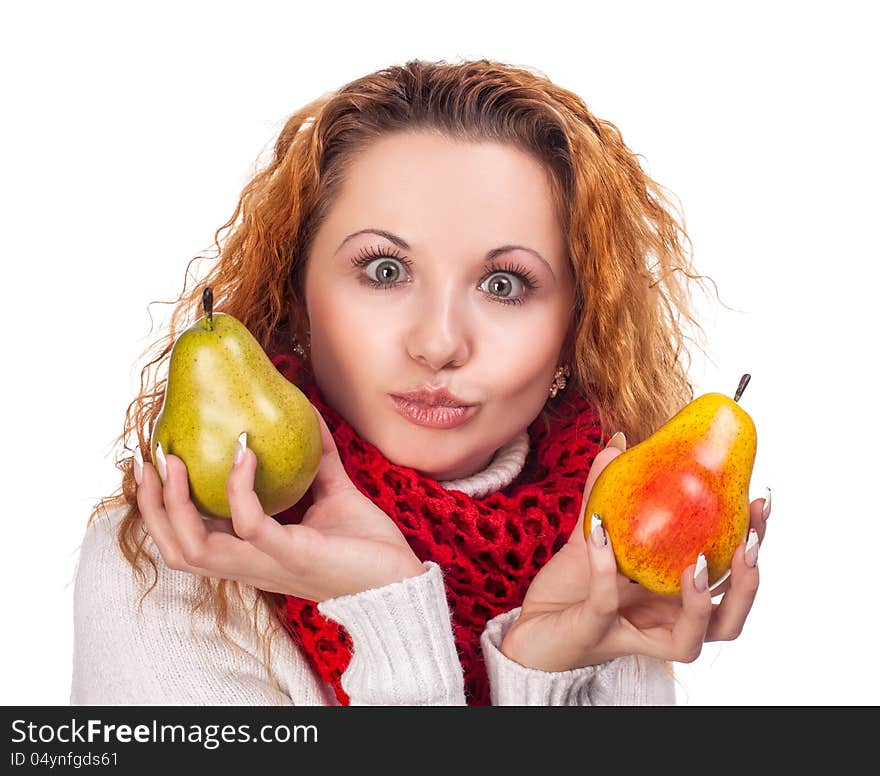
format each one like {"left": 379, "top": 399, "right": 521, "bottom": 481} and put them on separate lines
{"left": 390, "top": 385, "right": 474, "bottom": 408}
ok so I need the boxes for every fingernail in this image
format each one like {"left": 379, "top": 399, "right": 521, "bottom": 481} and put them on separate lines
{"left": 606, "top": 431, "right": 627, "bottom": 451}
{"left": 155, "top": 442, "right": 167, "bottom": 482}
{"left": 694, "top": 552, "right": 708, "bottom": 592}
{"left": 745, "top": 528, "right": 759, "bottom": 567}
{"left": 762, "top": 487, "right": 772, "bottom": 520}
{"left": 133, "top": 446, "right": 143, "bottom": 485}
{"left": 233, "top": 432, "right": 248, "bottom": 467}
{"left": 590, "top": 513, "right": 607, "bottom": 547}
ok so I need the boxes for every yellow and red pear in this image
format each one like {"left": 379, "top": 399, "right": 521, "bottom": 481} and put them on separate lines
{"left": 584, "top": 375, "right": 757, "bottom": 595}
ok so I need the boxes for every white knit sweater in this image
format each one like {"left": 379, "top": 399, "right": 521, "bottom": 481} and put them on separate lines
{"left": 70, "top": 430, "right": 675, "bottom": 706}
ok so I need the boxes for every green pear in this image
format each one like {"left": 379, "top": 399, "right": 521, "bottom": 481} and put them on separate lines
{"left": 150, "top": 287, "right": 321, "bottom": 519}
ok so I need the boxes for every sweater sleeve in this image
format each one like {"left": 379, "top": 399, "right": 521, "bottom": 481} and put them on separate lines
{"left": 480, "top": 607, "right": 677, "bottom": 705}
{"left": 70, "top": 506, "right": 336, "bottom": 705}
{"left": 71, "top": 506, "right": 466, "bottom": 706}
{"left": 317, "top": 562, "right": 467, "bottom": 705}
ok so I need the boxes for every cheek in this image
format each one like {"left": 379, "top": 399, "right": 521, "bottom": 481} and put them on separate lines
{"left": 308, "top": 277, "right": 373, "bottom": 347}
{"left": 488, "top": 310, "right": 564, "bottom": 365}
{"left": 477, "top": 321, "right": 560, "bottom": 406}
{"left": 307, "top": 287, "right": 399, "bottom": 392}
{"left": 491, "top": 357, "right": 554, "bottom": 404}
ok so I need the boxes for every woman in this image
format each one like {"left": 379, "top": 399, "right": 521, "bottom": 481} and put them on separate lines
{"left": 70, "top": 58, "right": 769, "bottom": 706}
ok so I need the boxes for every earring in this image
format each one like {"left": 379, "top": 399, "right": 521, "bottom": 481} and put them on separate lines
{"left": 549, "top": 364, "right": 571, "bottom": 398}
{"left": 293, "top": 331, "right": 311, "bottom": 358}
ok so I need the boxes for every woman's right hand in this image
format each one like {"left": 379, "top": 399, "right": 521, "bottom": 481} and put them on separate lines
{"left": 135, "top": 408, "right": 426, "bottom": 602}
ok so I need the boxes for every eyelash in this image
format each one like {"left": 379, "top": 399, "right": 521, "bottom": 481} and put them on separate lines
{"left": 350, "top": 244, "right": 541, "bottom": 306}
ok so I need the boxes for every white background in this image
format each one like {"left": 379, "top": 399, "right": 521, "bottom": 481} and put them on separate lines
{"left": 2, "top": 0, "right": 877, "bottom": 705}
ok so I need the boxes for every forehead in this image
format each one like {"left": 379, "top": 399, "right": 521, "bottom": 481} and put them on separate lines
{"left": 319, "top": 131, "right": 567, "bottom": 263}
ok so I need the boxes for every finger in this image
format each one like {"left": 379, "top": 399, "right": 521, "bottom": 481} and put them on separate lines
{"left": 135, "top": 458, "right": 164, "bottom": 537}
{"left": 705, "top": 530, "right": 760, "bottom": 642}
{"left": 750, "top": 490, "right": 770, "bottom": 544}
{"left": 136, "top": 458, "right": 199, "bottom": 572}
{"left": 612, "top": 553, "right": 713, "bottom": 662}
{"left": 573, "top": 514, "right": 620, "bottom": 642}
{"left": 667, "top": 553, "right": 714, "bottom": 662}
{"left": 309, "top": 408, "right": 354, "bottom": 501}
{"left": 585, "top": 514, "right": 619, "bottom": 607}
{"left": 621, "top": 555, "right": 713, "bottom": 662}
{"left": 705, "top": 493, "right": 769, "bottom": 597}
{"left": 159, "top": 451, "right": 224, "bottom": 565}
{"left": 161, "top": 451, "right": 305, "bottom": 585}
{"left": 571, "top": 444, "right": 626, "bottom": 545}
{"left": 161, "top": 452, "right": 246, "bottom": 569}
{"left": 159, "top": 451, "right": 271, "bottom": 574}
{"left": 226, "top": 439, "right": 317, "bottom": 572}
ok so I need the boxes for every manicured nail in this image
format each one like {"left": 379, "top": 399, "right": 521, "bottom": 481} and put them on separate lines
{"left": 590, "top": 513, "right": 607, "bottom": 547}
{"left": 745, "top": 528, "right": 759, "bottom": 567}
{"left": 155, "top": 442, "right": 167, "bottom": 481}
{"left": 694, "top": 552, "right": 708, "bottom": 592}
{"left": 606, "top": 431, "right": 627, "bottom": 451}
{"left": 233, "top": 432, "right": 248, "bottom": 467}
{"left": 762, "top": 487, "right": 772, "bottom": 520}
{"left": 133, "top": 446, "right": 143, "bottom": 485}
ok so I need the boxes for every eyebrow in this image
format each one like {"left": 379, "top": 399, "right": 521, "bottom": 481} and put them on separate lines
{"left": 336, "top": 228, "right": 554, "bottom": 274}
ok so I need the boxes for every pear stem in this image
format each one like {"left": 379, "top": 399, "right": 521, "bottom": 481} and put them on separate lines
{"left": 203, "top": 286, "right": 214, "bottom": 331}
{"left": 733, "top": 373, "right": 751, "bottom": 402}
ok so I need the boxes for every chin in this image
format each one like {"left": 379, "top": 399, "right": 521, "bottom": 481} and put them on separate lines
{"left": 356, "top": 410, "right": 494, "bottom": 479}
{"left": 383, "top": 442, "right": 489, "bottom": 481}
{"left": 385, "top": 450, "right": 459, "bottom": 479}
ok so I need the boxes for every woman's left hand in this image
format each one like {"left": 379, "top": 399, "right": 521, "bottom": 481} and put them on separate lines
{"left": 500, "top": 437, "right": 769, "bottom": 672}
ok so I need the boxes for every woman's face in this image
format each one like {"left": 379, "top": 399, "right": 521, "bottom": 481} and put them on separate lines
{"left": 303, "top": 131, "right": 575, "bottom": 480}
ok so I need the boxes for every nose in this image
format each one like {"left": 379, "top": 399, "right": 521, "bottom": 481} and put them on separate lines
{"left": 406, "top": 284, "right": 471, "bottom": 370}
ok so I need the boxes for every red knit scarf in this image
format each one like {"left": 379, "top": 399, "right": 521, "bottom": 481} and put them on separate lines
{"left": 266, "top": 344, "right": 608, "bottom": 705}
